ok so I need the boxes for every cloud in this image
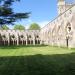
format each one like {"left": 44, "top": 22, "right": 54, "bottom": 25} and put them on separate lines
{"left": 37, "top": 21, "right": 50, "bottom": 28}
{"left": 27, "top": 19, "right": 33, "bottom": 23}
{"left": 25, "top": 20, "right": 50, "bottom": 29}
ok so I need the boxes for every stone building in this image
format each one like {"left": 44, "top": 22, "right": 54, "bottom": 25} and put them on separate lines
{"left": 0, "top": 30, "right": 41, "bottom": 45}
{"left": 40, "top": 0, "right": 75, "bottom": 48}
{"left": 0, "top": 0, "right": 75, "bottom": 48}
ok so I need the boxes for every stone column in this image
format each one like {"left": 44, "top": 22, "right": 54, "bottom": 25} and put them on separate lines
{"left": 26, "top": 40, "right": 27, "bottom": 45}
{"left": 8, "top": 33, "right": 10, "bottom": 46}
{"left": 17, "top": 34, "right": 19, "bottom": 46}
{"left": 26, "top": 35, "right": 28, "bottom": 45}
{"left": 12, "top": 40, "right": 14, "bottom": 45}
{"left": 40, "top": 40, "right": 42, "bottom": 45}
{"left": 33, "top": 35, "right": 35, "bottom": 45}
{"left": 37, "top": 38, "right": 39, "bottom": 44}
{"left": 4, "top": 40, "right": 5, "bottom": 45}
{"left": 30, "top": 39, "right": 31, "bottom": 45}
{"left": 22, "top": 40, "right": 23, "bottom": 45}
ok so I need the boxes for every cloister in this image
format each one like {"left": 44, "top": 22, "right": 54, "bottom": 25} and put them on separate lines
{"left": 1, "top": 0, "right": 75, "bottom": 48}
{"left": 0, "top": 30, "right": 41, "bottom": 45}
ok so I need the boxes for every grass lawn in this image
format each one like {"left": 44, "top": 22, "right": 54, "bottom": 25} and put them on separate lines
{"left": 0, "top": 45, "right": 75, "bottom": 75}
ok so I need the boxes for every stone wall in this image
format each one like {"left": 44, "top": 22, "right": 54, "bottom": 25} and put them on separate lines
{"left": 0, "top": 30, "right": 41, "bottom": 45}
{"left": 40, "top": 5, "right": 75, "bottom": 48}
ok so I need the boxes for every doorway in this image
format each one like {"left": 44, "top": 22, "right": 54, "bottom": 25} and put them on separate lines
{"left": 66, "top": 37, "right": 69, "bottom": 47}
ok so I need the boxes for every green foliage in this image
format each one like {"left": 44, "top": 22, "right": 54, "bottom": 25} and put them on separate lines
{"left": 14, "top": 25, "right": 25, "bottom": 30}
{"left": 29, "top": 23, "right": 40, "bottom": 30}
{"left": 2, "top": 25, "right": 9, "bottom": 30}
{"left": 0, "top": 0, "right": 30, "bottom": 26}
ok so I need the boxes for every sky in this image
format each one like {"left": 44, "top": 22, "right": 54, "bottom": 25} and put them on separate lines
{"left": 10, "top": 0, "right": 58, "bottom": 29}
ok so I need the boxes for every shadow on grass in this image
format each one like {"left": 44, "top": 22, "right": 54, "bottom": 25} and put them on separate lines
{"left": 0, "top": 45, "right": 48, "bottom": 50}
{"left": 0, "top": 53, "right": 75, "bottom": 75}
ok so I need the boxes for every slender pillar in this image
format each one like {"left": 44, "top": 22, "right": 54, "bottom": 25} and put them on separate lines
{"left": 22, "top": 40, "right": 23, "bottom": 45}
{"left": 40, "top": 40, "right": 42, "bottom": 45}
{"left": 17, "top": 34, "right": 19, "bottom": 46}
{"left": 33, "top": 35, "right": 35, "bottom": 45}
{"left": 13, "top": 40, "right": 14, "bottom": 45}
{"left": 26, "top": 39, "right": 27, "bottom": 45}
{"left": 4, "top": 40, "right": 5, "bottom": 45}
{"left": 29, "top": 40, "right": 31, "bottom": 45}
{"left": 26, "top": 35, "right": 28, "bottom": 45}
{"left": 8, "top": 36, "right": 10, "bottom": 46}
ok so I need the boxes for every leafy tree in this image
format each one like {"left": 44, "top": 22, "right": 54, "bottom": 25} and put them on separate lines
{"left": 14, "top": 25, "right": 25, "bottom": 30}
{"left": 0, "top": 0, "right": 30, "bottom": 27}
{"left": 29, "top": 23, "right": 40, "bottom": 30}
{"left": 2, "top": 25, "right": 9, "bottom": 30}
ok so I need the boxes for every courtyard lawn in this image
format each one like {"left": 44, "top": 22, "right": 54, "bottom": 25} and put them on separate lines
{"left": 0, "top": 45, "right": 75, "bottom": 75}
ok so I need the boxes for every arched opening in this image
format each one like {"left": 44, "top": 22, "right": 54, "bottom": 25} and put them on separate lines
{"left": 66, "top": 22, "right": 71, "bottom": 47}
{"left": 35, "top": 35, "right": 40, "bottom": 44}
{"left": 66, "top": 37, "right": 69, "bottom": 47}
{"left": 0, "top": 34, "right": 2, "bottom": 45}
{"left": 10, "top": 35, "right": 16, "bottom": 45}
{"left": 19, "top": 35, "right": 24, "bottom": 45}
{"left": 66, "top": 23, "right": 71, "bottom": 33}
{"left": 27, "top": 35, "right": 31, "bottom": 45}
{"left": 1, "top": 35, "right": 7, "bottom": 45}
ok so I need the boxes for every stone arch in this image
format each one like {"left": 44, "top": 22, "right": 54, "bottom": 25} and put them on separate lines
{"left": 71, "top": 13, "right": 75, "bottom": 29}
{"left": 9, "top": 34, "right": 17, "bottom": 45}
{"left": 0, "top": 33, "right": 2, "bottom": 45}
{"left": 65, "top": 22, "right": 72, "bottom": 34}
{"left": 19, "top": 34, "right": 24, "bottom": 45}
{"left": 1, "top": 34, "right": 9, "bottom": 45}
{"left": 27, "top": 34, "right": 33, "bottom": 45}
{"left": 51, "top": 24, "right": 58, "bottom": 45}
{"left": 35, "top": 35, "right": 40, "bottom": 44}
{"left": 58, "top": 26, "right": 62, "bottom": 42}
{"left": 57, "top": 24, "right": 65, "bottom": 47}
{"left": 18, "top": 32, "right": 27, "bottom": 45}
{"left": 65, "top": 22, "right": 72, "bottom": 47}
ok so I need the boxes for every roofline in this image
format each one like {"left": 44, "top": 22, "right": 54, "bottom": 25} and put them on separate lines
{"left": 41, "top": 4, "right": 75, "bottom": 30}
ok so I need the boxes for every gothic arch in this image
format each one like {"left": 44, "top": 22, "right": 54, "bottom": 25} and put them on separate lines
{"left": 71, "top": 14, "right": 75, "bottom": 29}
{"left": 58, "top": 25, "right": 63, "bottom": 40}
{"left": 65, "top": 22, "right": 72, "bottom": 47}
{"left": 65, "top": 22, "right": 72, "bottom": 34}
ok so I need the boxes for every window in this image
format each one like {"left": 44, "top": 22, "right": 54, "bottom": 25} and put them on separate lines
{"left": 28, "top": 35, "right": 31, "bottom": 38}
{"left": 69, "top": 10, "right": 72, "bottom": 14}
{"left": 36, "top": 35, "right": 39, "bottom": 38}
{"left": 66, "top": 23, "right": 71, "bottom": 33}
{"left": 68, "top": 26, "right": 71, "bottom": 32}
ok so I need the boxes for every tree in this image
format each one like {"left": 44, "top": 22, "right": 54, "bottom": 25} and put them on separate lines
{"left": 2, "top": 25, "right": 9, "bottom": 30}
{"left": 14, "top": 25, "right": 25, "bottom": 30}
{"left": 29, "top": 23, "right": 40, "bottom": 30}
{"left": 0, "top": 0, "right": 30, "bottom": 27}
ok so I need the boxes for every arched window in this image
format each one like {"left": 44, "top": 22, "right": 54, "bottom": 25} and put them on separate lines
{"left": 11, "top": 35, "right": 15, "bottom": 38}
{"left": 20, "top": 35, "right": 24, "bottom": 38}
{"left": 28, "top": 35, "right": 31, "bottom": 38}
{"left": 2, "top": 35, "right": 6, "bottom": 38}
{"left": 36, "top": 35, "right": 39, "bottom": 38}
{"left": 66, "top": 22, "right": 71, "bottom": 33}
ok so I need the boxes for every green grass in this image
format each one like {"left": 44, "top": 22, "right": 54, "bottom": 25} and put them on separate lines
{"left": 0, "top": 45, "right": 75, "bottom": 75}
